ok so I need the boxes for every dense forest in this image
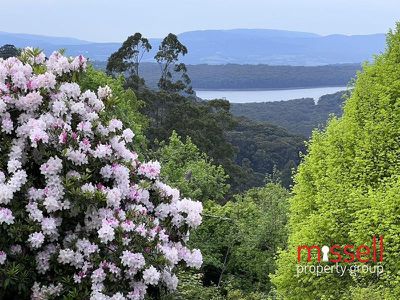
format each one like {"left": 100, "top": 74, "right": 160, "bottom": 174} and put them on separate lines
{"left": 230, "top": 91, "right": 348, "bottom": 137}
{"left": 93, "top": 61, "right": 360, "bottom": 90}
{"left": 99, "top": 33, "right": 309, "bottom": 192}
{"left": 226, "top": 118, "right": 305, "bottom": 188}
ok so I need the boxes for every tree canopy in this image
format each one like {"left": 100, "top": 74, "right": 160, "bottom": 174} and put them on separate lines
{"left": 0, "top": 44, "right": 20, "bottom": 59}
{"left": 155, "top": 33, "right": 192, "bottom": 94}
{"left": 156, "top": 131, "right": 230, "bottom": 203}
{"left": 106, "top": 33, "right": 151, "bottom": 90}
{"left": 272, "top": 23, "right": 400, "bottom": 299}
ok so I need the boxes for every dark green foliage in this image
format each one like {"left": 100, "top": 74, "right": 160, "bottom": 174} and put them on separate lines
{"left": 137, "top": 90, "right": 239, "bottom": 188}
{"left": 0, "top": 44, "right": 20, "bottom": 59}
{"left": 138, "top": 86, "right": 305, "bottom": 192}
{"left": 0, "top": 256, "right": 34, "bottom": 299}
{"left": 227, "top": 118, "right": 306, "bottom": 188}
{"left": 139, "top": 91, "right": 235, "bottom": 160}
{"left": 106, "top": 33, "right": 151, "bottom": 90}
{"left": 189, "top": 184, "right": 290, "bottom": 297}
{"left": 230, "top": 91, "right": 348, "bottom": 137}
{"left": 162, "top": 271, "right": 224, "bottom": 300}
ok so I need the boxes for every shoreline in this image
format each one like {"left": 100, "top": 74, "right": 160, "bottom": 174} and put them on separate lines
{"left": 194, "top": 85, "right": 349, "bottom": 92}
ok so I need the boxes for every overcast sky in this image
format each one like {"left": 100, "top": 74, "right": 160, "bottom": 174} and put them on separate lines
{"left": 1, "top": 0, "right": 399, "bottom": 42}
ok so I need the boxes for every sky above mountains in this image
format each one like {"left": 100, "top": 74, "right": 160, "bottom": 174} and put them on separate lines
{"left": 1, "top": 0, "right": 399, "bottom": 42}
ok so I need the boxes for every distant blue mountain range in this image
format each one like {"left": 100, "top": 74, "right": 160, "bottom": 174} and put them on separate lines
{"left": 0, "top": 29, "right": 386, "bottom": 65}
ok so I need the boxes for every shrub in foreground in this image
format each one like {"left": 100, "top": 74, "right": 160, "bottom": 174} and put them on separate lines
{"left": 0, "top": 48, "right": 202, "bottom": 299}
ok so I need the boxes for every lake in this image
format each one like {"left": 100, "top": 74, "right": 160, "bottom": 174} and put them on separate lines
{"left": 195, "top": 86, "right": 348, "bottom": 103}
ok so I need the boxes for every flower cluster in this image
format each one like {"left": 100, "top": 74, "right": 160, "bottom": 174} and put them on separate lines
{"left": 0, "top": 48, "right": 203, "bottom": 299}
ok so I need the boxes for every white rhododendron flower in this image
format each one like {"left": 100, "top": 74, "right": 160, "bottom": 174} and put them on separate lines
{"left": 0, "top": 207, "right": 14, "bottom": 225}
{"left": 142, "top": 266, "right": 161, "bottom": 285}
{"left": 28, "top": 232, "right": 45, "bottom": 249}
{"left": 0, "top": 251, "right": 6, "bottom": 265}
{"left": 0, "top": 48, "right": 203, "bottom": 299}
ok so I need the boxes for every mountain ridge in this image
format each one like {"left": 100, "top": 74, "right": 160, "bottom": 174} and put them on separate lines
{"left": 0, "top": 29, "right": 386, "bottom": 65}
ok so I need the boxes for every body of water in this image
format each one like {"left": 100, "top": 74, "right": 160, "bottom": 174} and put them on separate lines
{"left": 195, "top": 86, "right": 348, "bottom": 103}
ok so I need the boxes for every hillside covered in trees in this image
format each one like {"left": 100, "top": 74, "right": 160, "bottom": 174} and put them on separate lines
{"left": 231, "top": 91, "right": 348, "bottom": 137}
{"left": 93, "top": 61, "right": 360, "bottom": 90}
{"left": 100, "top": 33, "right": 307, "bottom": 192}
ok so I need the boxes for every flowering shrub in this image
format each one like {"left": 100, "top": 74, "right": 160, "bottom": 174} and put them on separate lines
{"left": 0, "top": 48, "right": 203, "bottom": 300}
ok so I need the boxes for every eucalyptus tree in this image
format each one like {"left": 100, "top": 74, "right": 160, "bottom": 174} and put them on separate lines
{"left": 106, "top": 32, "right": 151, "bottom": 90}
{"left": 155, "top": 33, "right": 193, "bottom": 94}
